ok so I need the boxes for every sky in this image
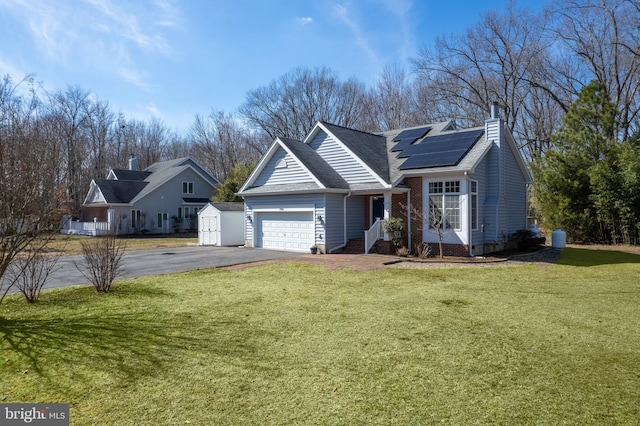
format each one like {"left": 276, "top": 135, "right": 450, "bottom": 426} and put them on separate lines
{"left": 0, "top": 0, "right": 545, "bottom": 134}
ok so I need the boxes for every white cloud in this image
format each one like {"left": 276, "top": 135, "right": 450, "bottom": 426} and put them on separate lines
{"left": 297, "top": 17, "right": 313, "bottom": 26}
{"left": 0, "top": 57, "right": 25, "bottom": 80}
{"left": 0, "top": 0, "right": 181, "bottom": 88}
{"left": 378, "top": 0, "right": 415, "bottom": 63}
{"left": 333, "top": 4, "right": 380, "bottom": 65}
{"left": 143, "top": 102, "right": 164, "bottom": 119}
{"left": 118, "top": 68, "right": 151, "bottom": 89}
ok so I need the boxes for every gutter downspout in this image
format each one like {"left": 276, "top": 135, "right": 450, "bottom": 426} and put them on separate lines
{"left": 329, "top": 191, "right": 352, "bottom": 253}
{"left": 465, "top": 172, "right": 473, "bottom": 257}
{"left": 406, "top": 189, "right": 411, "bottom": 252}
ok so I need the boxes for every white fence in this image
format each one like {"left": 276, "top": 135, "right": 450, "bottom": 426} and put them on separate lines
{"left": 61, "top": 220, "right": 113, "bottom": 236}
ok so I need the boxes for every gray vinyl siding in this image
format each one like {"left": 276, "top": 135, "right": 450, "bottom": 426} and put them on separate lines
{"left": 482, "top": 119, "right": 528, "bottom": 244}
{"left": 346, "top": 195, "right": 366, "bottom": 239}
{"left": 244, "top": 193, "right": 325, "bottom": 245}
{"left": 483, "top": 143, "right": 500, "bottom": 243}
{"left": 308, "top": 131, "right": 377, "bottom": 184}
{"left": 324, "top": 193, "right": 346, "bottom": 248}
{"left": 470, "top": 159, "right": 488, "bottom": 248}
{"left": 504, "top": 142, "right": 528, "bottom": 233}
{"left": 253, "top": 147, "right": 313, "bottom": 186}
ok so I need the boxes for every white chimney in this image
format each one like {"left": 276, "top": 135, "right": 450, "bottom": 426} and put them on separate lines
{"left": 129, "top": 154, "right": 137, "bottom": 171}
{"left": 490, "top": 101, "right": 500, "bottom": 119}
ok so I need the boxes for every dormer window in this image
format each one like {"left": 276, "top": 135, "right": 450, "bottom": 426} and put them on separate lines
{"left": 182, "top": 182, "right": 194, "bottom": 194}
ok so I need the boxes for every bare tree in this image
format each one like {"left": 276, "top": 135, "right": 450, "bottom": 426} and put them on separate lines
{"left": 412, "top": 2, "right": 559, "bottom": 160}
{"left": 0, "top": 74, "right": 70, "bottom": 305}
{"left": 239, "top": 66, "right": 369, "bottom": 140}
{"left": 365, "top": 64, "right": 423, "bottom": 132}
{"left": 189, "top": 110, "right": 266, "bottom": 181}
{"left": 402, "top": 197, "right": 460, "bottom": 259}
{"left": 47, "top": 85, "right": 92, "bottom": 217}
{"left": 85, "top": 99, "right": 115, "bottom": 178}
{"left": 549, "top": 0, "right": 640, "bottom": 141}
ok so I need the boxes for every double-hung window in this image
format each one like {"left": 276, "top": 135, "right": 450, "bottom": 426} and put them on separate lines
{"left": 182, "top": 182, "right": 194, "bottom": 194}
{"left": 131, "top": 209, "right": 142, "bottom": 229}
{"left": 428, "top": 180, "right": 461, "bottom": 230}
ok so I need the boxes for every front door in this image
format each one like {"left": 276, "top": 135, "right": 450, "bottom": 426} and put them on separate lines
{"left": 372, "top": 197, "right": 384, "bottom": 223}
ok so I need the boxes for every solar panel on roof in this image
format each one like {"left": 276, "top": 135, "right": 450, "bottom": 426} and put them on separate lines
{"left": 397, "top": 129, "right": 484, "bottom": 170}
{"left": 391, "top": 126, "right": 431, "bottom": 152}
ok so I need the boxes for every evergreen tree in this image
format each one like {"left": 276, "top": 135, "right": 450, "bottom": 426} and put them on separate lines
{"left": 212, "top": 162, "right": 256, "bottom": 203}
{"left": 532, "top": 80, "right": 617, "bottom": 241}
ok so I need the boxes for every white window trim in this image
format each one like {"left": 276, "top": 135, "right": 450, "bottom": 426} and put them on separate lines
{"left": 471, "top": 180, "right": 478, "bottom": 231}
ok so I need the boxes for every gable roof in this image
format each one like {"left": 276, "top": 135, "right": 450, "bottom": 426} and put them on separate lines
{"left": 109, "top": 169, "right": 151, "bottom": 181}
{"left": 278, "top": 137, "right": 349, "bottom": 189}
{"left": 92, "top": 179, "right": 149, "bottom": 204}
{"left": 84, "top": 157, "right": 219, "bottom": 206}
{"left": 317, "top": 121, "right": 390, "bottom": 183}
{"left": 239, "top": 119, "right": 531, "bottom": 197}
{"left": 238, "top": 136, "right": 350, "bottom": 195}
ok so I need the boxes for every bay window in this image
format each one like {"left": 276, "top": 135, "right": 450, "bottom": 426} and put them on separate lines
{"left": 428, "top": 180, "right": 461, "bottom": 230}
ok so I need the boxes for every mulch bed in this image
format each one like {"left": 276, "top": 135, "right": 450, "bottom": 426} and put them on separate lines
{"left": 222, "top": 247, "right": 563, "bottom": 272}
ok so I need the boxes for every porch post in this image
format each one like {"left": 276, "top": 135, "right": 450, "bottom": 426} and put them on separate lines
{"left": 383, "top": 192, "right": 391, "bottom": 241}
{"left": 107, "top": 209, "right": 115, "bottom": 233}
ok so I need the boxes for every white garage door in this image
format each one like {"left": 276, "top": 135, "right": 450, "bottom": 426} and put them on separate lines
{"left": 257, "top": 212, "right": 315, "bottom": 252}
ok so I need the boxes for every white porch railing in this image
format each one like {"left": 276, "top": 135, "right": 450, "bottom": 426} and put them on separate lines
{"left": 61, "top": 220, "right": 113, "bottom": 236}
{"left": 364, "top": 218, "right": 382, "bottom": 254}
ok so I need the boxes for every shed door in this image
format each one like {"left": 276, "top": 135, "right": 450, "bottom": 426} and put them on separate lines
{"left": 257, "top": 212, "right": 314, "bottom": 252}
{"left": 201, "top": 215, "right": 218, "bottom": 246}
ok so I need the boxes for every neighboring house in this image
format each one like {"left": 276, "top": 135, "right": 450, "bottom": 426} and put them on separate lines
{"left": 198, "top": 202, "right": 245, "bottom": 246}
{"left": 237, "top": 104, "right": 532, "bottom": 255}
{"left": 64, "top": 156, "right": 219, "bottom": 235}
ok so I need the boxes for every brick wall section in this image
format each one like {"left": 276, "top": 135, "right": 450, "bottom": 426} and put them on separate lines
{"left": 429, "top": 243, "right": 470, "bottom": 257}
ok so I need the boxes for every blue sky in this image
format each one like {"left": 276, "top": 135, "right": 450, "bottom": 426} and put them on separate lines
{"left": 0, "top": 0, "right": 544, "bottom": 133}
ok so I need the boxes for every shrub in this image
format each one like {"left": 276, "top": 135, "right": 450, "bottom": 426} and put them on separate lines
{"left": 509, "top": 229, "right": 546, "bottom": 252}
{"left": 76, "top": 234, "right": 126, "bottom": 292}
{"left": 382, "top": 217, "right": 406, "bottom": 248}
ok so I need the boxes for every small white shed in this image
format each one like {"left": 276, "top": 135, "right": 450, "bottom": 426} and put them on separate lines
{"left": 198, "top": 202, "right": 245, "bottom": 246}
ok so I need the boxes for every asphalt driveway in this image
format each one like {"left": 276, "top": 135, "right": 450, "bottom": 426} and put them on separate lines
{"left": 5, "top": 246, "right": 303, "bottom": 294}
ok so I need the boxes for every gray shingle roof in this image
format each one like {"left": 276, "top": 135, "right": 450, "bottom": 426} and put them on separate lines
{"left": 94, "top": 179, "right": 149, "bottom": 204}
{"left": 89, "top": 157, "right": 219, "bottom": 205}
{"left": 278, "top": 137, "right": 349, "bottom": 189}
{"left": 209, "top": 202, "right": 244, "bottom": 212}
{"left": 110, "top": 169, "right": 151, "bottom": 181}
{"left": 380, "top": 122, "right": 490, "bottom": 184}
{"left": 320, "top": 121, "right": 390, "bottom": 183}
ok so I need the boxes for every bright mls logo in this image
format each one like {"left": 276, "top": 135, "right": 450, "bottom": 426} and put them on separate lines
{"left": 1, "top": 404, "right": 69, "bottom": 425}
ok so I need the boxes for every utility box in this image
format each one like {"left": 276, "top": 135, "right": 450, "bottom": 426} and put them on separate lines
{"left": 198, "top": 202, "right": 245, "bottom": 246}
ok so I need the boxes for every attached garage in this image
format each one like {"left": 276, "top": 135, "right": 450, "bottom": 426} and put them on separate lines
{"left": 255, "top": 211, "right": 315, "bottom": 252}
{"left": 198, "top": 202, "right": 245, "bottom": 246}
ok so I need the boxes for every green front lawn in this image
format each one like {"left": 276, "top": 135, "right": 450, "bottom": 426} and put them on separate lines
{"left": 1, "top": 248, "right": 639, "bottom": 425}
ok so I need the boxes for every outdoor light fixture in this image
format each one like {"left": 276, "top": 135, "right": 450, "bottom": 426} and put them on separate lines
{"left": 316, "top": 215, "right": 323, "bottom": 222}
